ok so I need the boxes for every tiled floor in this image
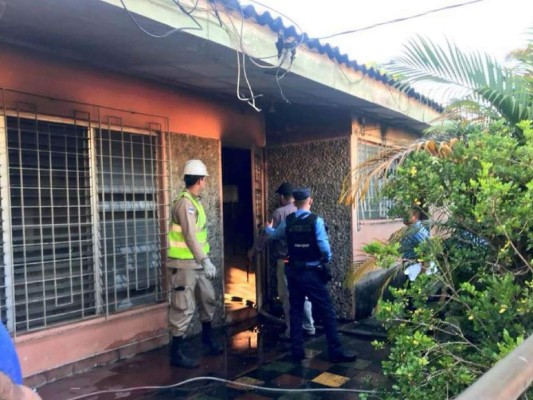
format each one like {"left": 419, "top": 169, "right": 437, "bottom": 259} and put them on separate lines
{"left": 192, "top": 333, "right": 390, "bottom": 400}
{"left": 37, "top": 320, "right": 389, "bottom": 400}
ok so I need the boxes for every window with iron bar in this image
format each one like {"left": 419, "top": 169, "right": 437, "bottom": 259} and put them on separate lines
{"left": 0, "top": 115, "right": 164, "bottom": 333}
{"left": 96, "top": 128, "right": 161, "bottom": 314}
{"left": 357, "top": 140, "right": 395, "bottom": 220}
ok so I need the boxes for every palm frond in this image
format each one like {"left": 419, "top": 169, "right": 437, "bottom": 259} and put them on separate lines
{"left": 344, "top": 258, "right": 380, "bottom": 288}
{"left": 388, "top": 36, "right": 533, "bottom": 125}
{"left": 437, "top": 98, "right": 499, "bottom": 124}
{"left": 375, "top": 265, "right": 403, "bottom": 304}
{"left": 389, "top": 225, "right": 410, "bottom": 244}
{"left": 339, "top": 136, "right": 460, "bottom": 207}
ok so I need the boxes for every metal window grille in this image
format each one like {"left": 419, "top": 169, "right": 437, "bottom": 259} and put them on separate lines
{"left": 357, "top": 141, "right": 394, "bottom": 220}
{"left": 0, "top": 117, "right": 5, "bottom": 324}
{"left": 96, "top": 127, "right": 161, "bottom": 313}
{"left": 0, "top": 102, "right": 169, "bottom": 334}
{"left": 6, "top": 117, "right": 95, "bottom": 332}
{"left": 0, "top": 222, "right": 4, "bottom": 324}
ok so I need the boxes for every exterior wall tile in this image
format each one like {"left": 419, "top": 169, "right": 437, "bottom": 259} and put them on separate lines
{"left": 266, "top": 138, "right": 354, "bottom": 318}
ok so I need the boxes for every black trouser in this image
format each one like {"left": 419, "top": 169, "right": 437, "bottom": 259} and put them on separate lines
{"left": 285, "top": 265, "right": 342, "bottom": 357}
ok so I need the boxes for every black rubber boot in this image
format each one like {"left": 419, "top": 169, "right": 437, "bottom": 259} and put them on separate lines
{"left": 202, "top": 322, "right": 223, "bottom": 355}
{"left": 329, "top": 350, "right": 357, "bottom": 363}
{"left": 291, "top": 349, "right": 306, "bottom": 363}
{"left": 169, "top": 336, "right": 199, "bottom": 368}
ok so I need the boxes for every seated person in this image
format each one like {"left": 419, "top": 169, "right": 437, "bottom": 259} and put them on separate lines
{"left": 400, "top": 206, "right": 435, "bottom": 281}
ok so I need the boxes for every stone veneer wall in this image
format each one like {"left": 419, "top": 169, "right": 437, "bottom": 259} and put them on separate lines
{"left": 266, "top": 137, "right": 354, "bottom": 318}
{"left": 168, "top": 133, "right": 224, "bottom": 334}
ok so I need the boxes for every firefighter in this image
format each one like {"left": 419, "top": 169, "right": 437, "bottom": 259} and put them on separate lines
{"left": 167, "top": 159, "right": 222, "bottom": 369}
{"left": 265, "top": 188, "right": 357, "bottom": 363}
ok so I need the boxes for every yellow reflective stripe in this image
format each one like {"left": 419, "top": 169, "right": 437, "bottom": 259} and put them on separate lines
{"left": 170, "top": 224, "right": 182, "bottom": 233}
{"left": 170, "top": 223, "right": 205, "bottom": 234}
{"left": 168, "top": 241, "right": 188, "bottom": 248}
{"left": 169, "top": 240, "right": 207, "bottom": 248}
{"left": 169, "top": 228, "right": 207, "bottom": 241}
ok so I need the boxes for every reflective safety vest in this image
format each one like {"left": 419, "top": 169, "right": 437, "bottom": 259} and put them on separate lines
{"left": 168, "top": 191, "right": 210, "bottom": 259}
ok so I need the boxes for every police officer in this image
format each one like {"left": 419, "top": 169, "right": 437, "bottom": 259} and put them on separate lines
{"left": 266, "top": 188, "right": 357, "bottom": 363}
{"left": 249, "top": 182, "right": 315, "bottom": 339}
{"left": 167, "top": 159, "right": 222, "bottom": 369}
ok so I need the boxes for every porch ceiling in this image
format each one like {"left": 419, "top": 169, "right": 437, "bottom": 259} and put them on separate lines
{"left": 0, "top": 0, "right": 434, "bottom": 131}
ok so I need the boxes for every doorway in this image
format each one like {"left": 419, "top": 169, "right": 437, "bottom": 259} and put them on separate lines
{"left": 222, "top": 147, "right": 256, "bottom": 312}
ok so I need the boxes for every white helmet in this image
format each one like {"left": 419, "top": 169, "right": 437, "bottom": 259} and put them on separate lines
{"left": 183, "top": 159, "right": 209, "bottom": 176}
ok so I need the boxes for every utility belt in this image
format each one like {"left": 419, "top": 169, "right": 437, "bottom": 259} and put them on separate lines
{"left": 284, "top": 259, "right": 332, "bottom": 283}
{"left": 285, "top": 259, "right": 322, "bottom": 269}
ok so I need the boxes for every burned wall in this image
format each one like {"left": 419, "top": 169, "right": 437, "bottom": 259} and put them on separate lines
{"left": 266, "top": 137, "right": 354, "bottom": 318}
{"left": 168, "top": 133, "right": 224, "bottom": 334}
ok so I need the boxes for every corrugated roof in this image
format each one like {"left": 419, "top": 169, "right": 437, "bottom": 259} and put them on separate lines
{"left": 219, "top": 0, "right": 442, "bottom": 111}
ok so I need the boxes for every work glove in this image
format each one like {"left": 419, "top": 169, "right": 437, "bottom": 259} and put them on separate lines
{"left": 201, "top": 258, "right": 217, "bottom": 280}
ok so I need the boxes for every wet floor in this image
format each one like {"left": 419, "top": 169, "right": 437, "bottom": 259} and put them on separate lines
{"left": 224, "top": 258, "right": 256, "bottom": 312}
{"left": 37, "top": 319, "right": 389, "bottom": 400}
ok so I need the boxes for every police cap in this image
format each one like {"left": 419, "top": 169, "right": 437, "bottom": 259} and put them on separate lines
{"left": 293, "top": 188, "right": 311, "bottom": 201}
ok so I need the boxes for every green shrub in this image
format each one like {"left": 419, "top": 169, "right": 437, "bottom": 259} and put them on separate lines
{"left": 371, "top": 120, "right": 533, "bottom": 399}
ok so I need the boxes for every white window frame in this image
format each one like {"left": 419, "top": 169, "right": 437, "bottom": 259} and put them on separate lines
{"left": 356, "top": 139, "right": 396, "bottom": 222}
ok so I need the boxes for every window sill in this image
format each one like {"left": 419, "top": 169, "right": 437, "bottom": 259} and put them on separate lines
{"left": 14, "top": 302, "right": 167, "bottom": 344}
{"left": 358, "top": 218, "right": 403, "bottom": 225}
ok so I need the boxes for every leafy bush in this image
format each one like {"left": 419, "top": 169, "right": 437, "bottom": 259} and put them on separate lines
{"left": 369, "top": 120, "right": 533, "bottom": 399}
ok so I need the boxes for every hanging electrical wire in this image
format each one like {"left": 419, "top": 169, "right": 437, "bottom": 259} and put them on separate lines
{"left": 243, "top": 0, "right": 306, "bottom": 66}
{"left": 203, "top": 0, "right": 306, "bottom": 107}
{"left": 208, "top": 0, "right": 224, "bottom": 27}
{"left": 236, "top": 48, "right": 264, "bottom": 111}
{"left": 118, "top": 0, "right": 202, "bottom": 38}
{"left": 233, "top": 2, "right": 263, "bottom": 111}
{"left": 275, "top": 49, "right": 293, "bottom": 103}
{"left": 171, "top": 0, "right": 200, "bottom": 15}
{"left": 240, "top": 0, "right": 307, "bottom": 103}
{"left": 170, "top": 0, "right": 203, "bottom": 31}
{"left": 211, "top": 0, "right": 302, "bottom": 109}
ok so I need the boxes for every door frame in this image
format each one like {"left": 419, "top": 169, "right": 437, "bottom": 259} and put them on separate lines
{"left": 251, "top": 146, "right": 268, "bottom": 310}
